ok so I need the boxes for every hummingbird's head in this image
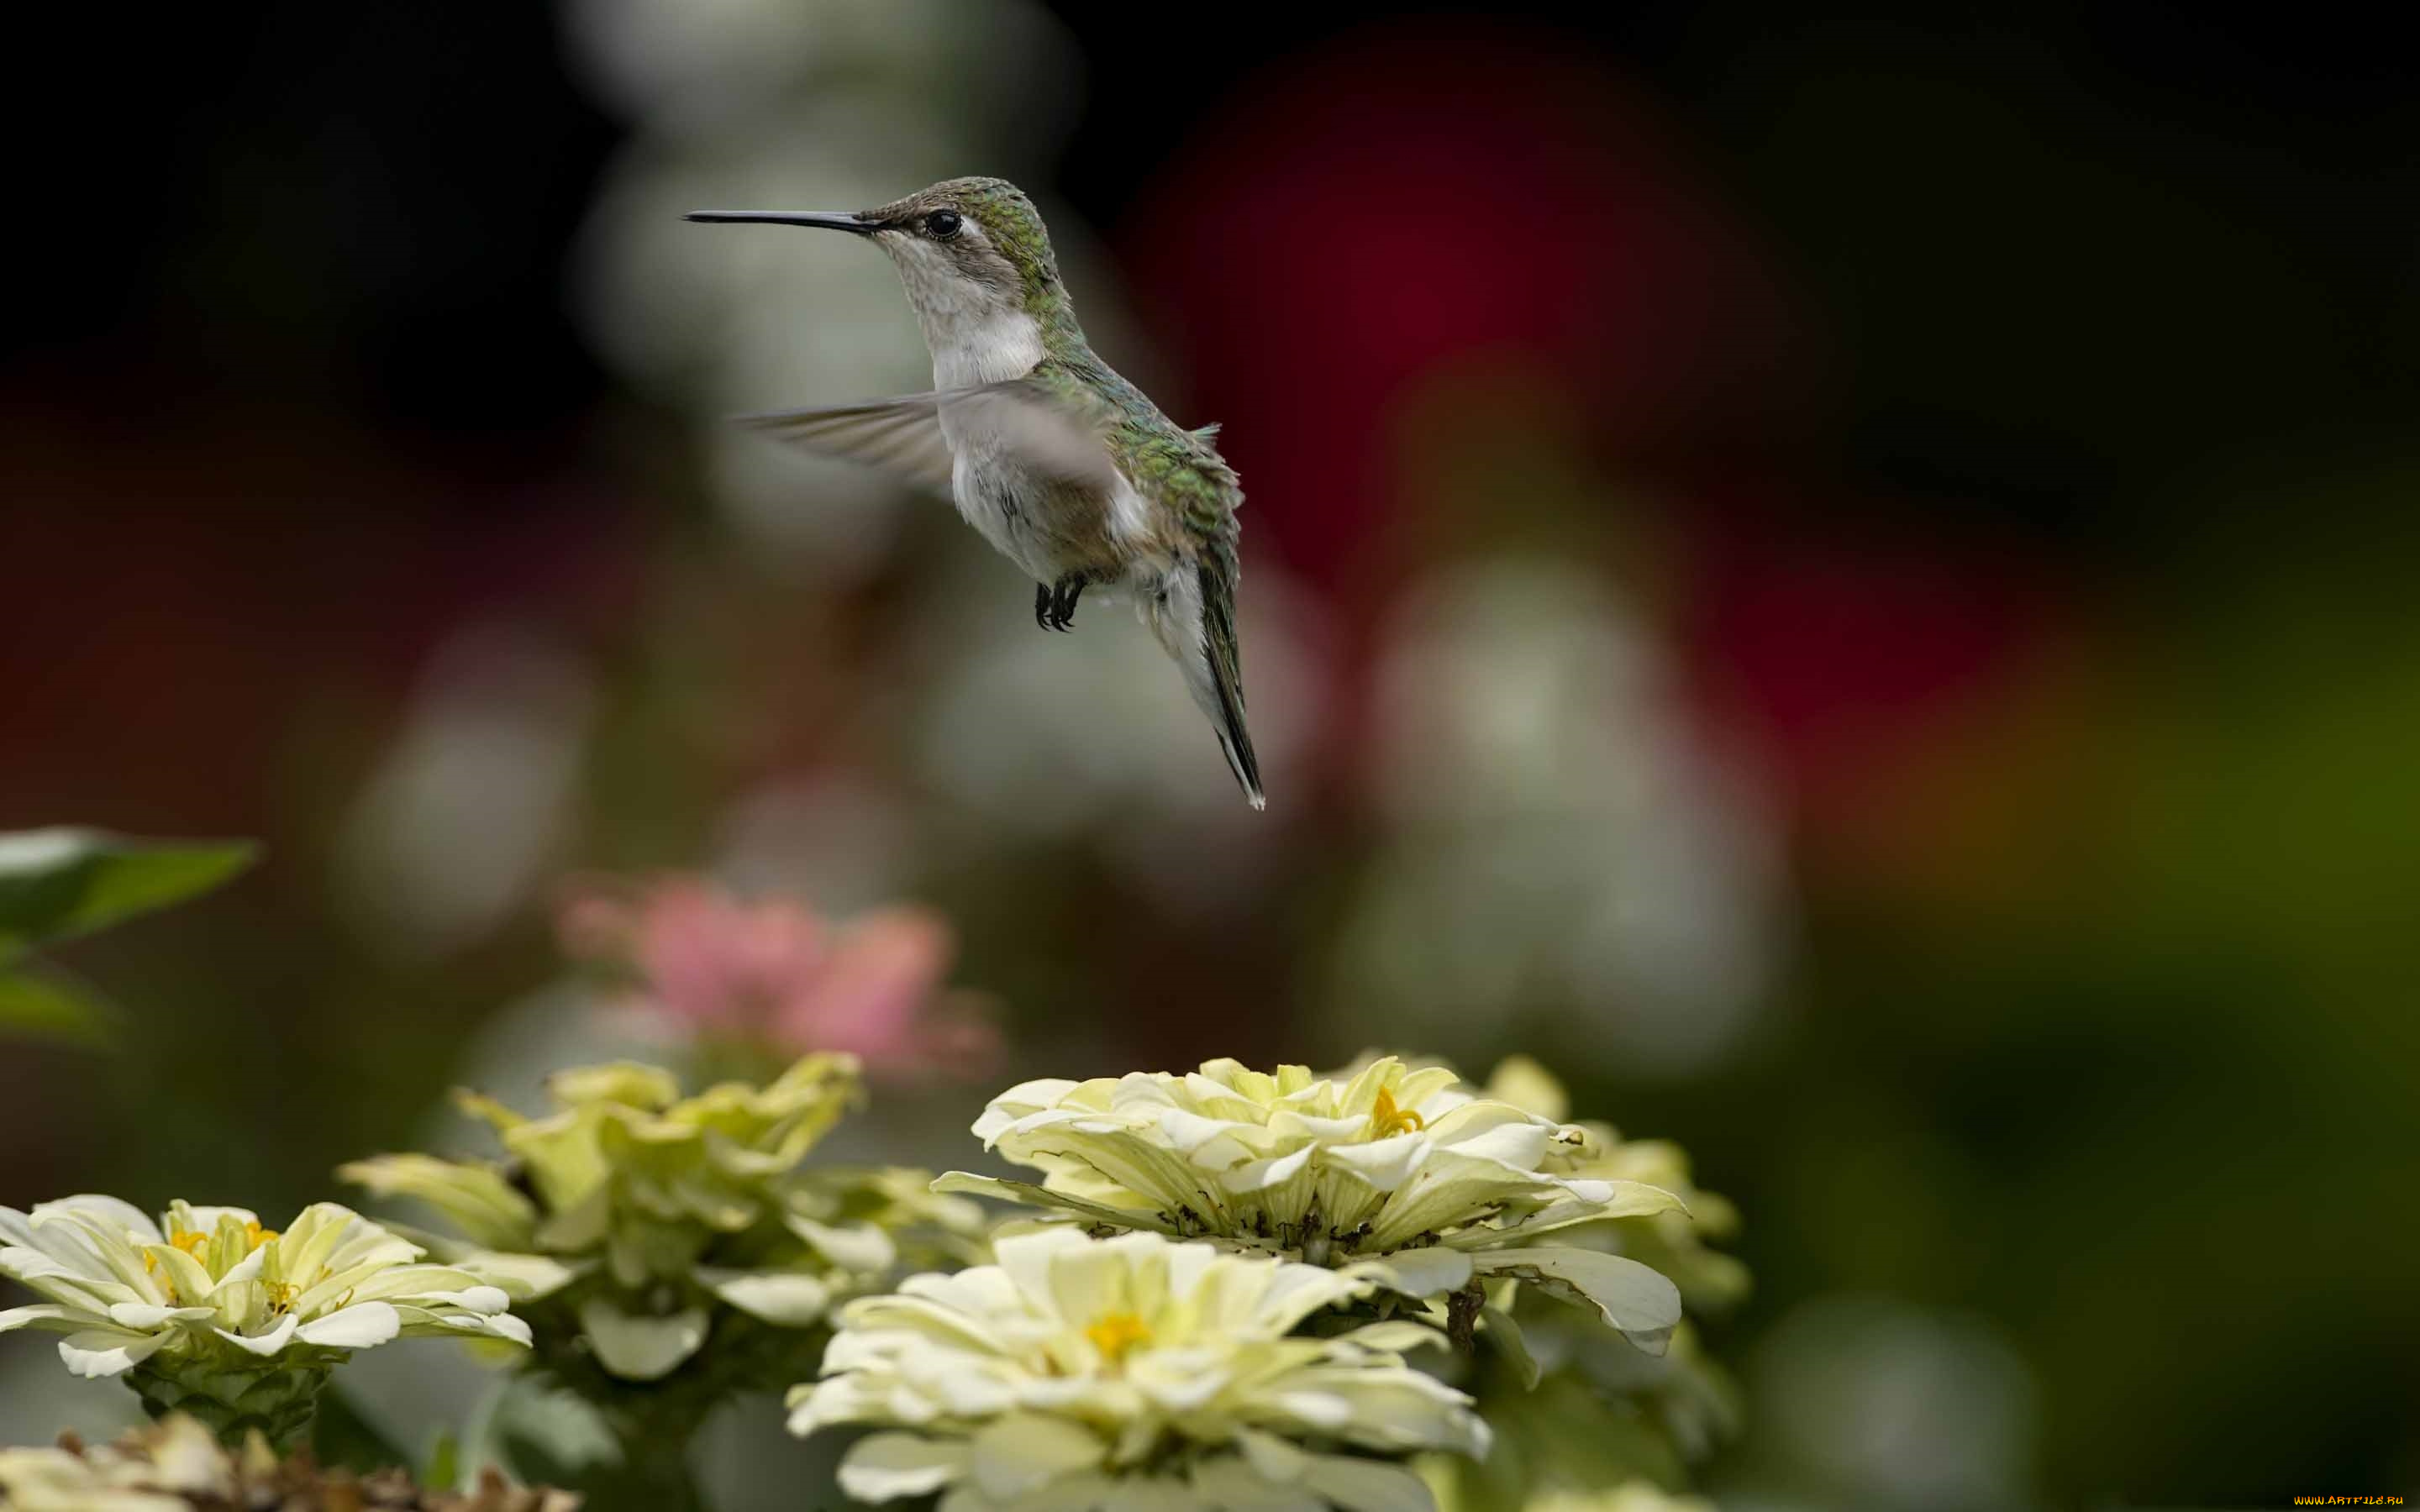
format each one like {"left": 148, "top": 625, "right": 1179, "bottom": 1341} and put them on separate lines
{"left": 688, "top": 177, "right": 1063, "bottom": 341}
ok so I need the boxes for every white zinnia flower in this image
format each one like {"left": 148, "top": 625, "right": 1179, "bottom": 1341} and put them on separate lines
{"left": 937, "top": 1058, "right": 1687, "bottom": 1351}
{"left": 792, "top": 1228, "right": 1487, "bottom": 1512}
{"left": 0, "top": 1196, "right": 527, "bottom": 1443}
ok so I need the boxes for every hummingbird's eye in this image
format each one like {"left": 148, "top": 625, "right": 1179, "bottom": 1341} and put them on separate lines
{"left": 924, "top": 209, "right": 963, "bottom": 239}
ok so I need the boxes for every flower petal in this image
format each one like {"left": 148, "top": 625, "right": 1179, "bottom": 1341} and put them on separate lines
{"left": 1335, "top": 1320, "right": 1450, "bottom": 1357}
{"left": 0, "top": 1303, "right": 86, "bottom": 1334}
{"left": 1272, "top": 1392, "right": 1352, "bottom": 1429}
{"left": 0, "top": 1246, "right": 94, "bottom": 1287}
{"left": 459, "top": 1251, "right": 582, "bottom": 1300}
{"left": 214, "top": 1315, "right": 300, "bottom": 1356}
{"left": 39, "top": 1195, "right": 161, "bottom": 1244}
{"left": 578, "top": 1299, "right": 706, "bottom": 1380}
{"left": 1235, "top": 1427, "right": 1309, "bottom": 1483}
{"left": 701, "top": 1269, "right": 832, "bottom": 1326}
{"left": 1099, "top": 1474, "right": 1205, "bottom": 1512}
{"left": 205, "top": 1246, "right": 268, "bottom": 1294}
{"left": 787, "top": 1218, "right": 895, "bottom": 1274}
{"left": 931, "top": 1173, "right": 1171, "bottom": 1234}
{"left": 485, "top": 1311, "right": 534, "bottom": 1346}
{"left": 1342, "top": 1249, "right": 1471, "bottom": 1300}
{"left": 1219, "top": 1146, "right": 1314, "bottom": 1194}
{"left": 296, "top": 1301, "right": 402, "bottom": 1349}
{"left": 105, "top": 1303, "right": 214, "bottom": 1330}
{"left": 1361, "top": 1153, "right": 1564, "bottom": 1251}
{"left": 970, "top": 1414, "right": 1107, "bottom": 1501}
{"left": 973, "top": 1079, "right": 1085, "bottom": 1144}
{"left": 336, "top": 1154, "right": 539, "bottom": 1251}
{"left": 837, "top": 1432, "right": 971, "bottom": 1500}
{"left": 59, "top": 1328, "right": 167, "bottom": 1377}
{"left": 1320, "top": 1135, "right": 1430, "bottom": 1192}
{"left": 1469, "top": 1246, "right": 1681, "bottom": 1353}
{"left": 1192, "top": 1457, "right": 1326, "bottom": 1512}
{"left": 396, "top": 1304, "right": 532, "bottom": 1346}
{"left": 142, "top": 1244, "right": 216, "bottom": 1308}
{"left": 1439, "top": 1181, "right": 1684, "bottom": 1248}
{"left": 1299, "top": 1457, "right": 1436, "bottom": 1512}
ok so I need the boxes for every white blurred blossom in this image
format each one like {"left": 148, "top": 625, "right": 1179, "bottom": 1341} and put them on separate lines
{"left": 334, "top": 624, "right": 592, "bottom": 961}
{"left": 1752, "top": 1295, "right": 2037, "bottom": 1511}
{"left": 1333, "top": 558, "right": 1784, "bottom": 1078}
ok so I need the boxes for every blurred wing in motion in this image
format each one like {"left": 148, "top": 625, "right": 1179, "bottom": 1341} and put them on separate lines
{"left": 741, "top": 382, "right": 1121, "bottom": 497}
{"left": 740, "top": 393, "right": 959, "bottom": 494}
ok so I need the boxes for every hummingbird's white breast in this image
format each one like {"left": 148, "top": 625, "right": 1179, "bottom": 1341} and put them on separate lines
{"left": 941, "top": 402, "right": 1151, "bottom": 587}
{"left": 927, "top": 314, "right": 1156, "bottom": 585}
{"left": 929, "top": 312, "right": 1044, "bottom": 390}
{"left": 883, "top": 237, "right": 1156, "bottom": 585}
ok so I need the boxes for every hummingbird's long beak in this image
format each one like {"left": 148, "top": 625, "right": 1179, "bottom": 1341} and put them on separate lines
{"left": 683, "top": 211, "right": 878, "bottom": 234}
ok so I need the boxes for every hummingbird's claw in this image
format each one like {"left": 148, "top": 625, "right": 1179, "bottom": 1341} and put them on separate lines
{"left": 1036, "top": 575, "right": 1084, "bottom": 631}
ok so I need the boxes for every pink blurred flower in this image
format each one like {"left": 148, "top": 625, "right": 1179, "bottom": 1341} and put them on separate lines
{"left": 556, "top": 876, "right": 998, "bottom": 1079}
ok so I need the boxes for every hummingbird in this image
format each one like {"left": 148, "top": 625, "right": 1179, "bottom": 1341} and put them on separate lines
{"left": 687, "top": 177, "right": 1264, "bottom": 810}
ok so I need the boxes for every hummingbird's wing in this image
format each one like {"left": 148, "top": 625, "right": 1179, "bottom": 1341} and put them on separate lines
{"left": 741, "top": 394, "right": 959, "bottom": 493}
{"left": 741, "top": 383, "right": 1119, "bottom": 497}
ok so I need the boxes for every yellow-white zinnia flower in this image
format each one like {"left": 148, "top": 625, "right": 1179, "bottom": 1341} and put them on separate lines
{"left": 344, "top": 1055, "right": 981, "bottom": 1388}
{"left": 936, "top": 1058, "right": 1687, "bottom": 1351}
{"left": 792, "top": 1228, "right": 1487, "bottom": 1512}
{"left": 0, "top": 1196, "right": 526, "bottom": 1444}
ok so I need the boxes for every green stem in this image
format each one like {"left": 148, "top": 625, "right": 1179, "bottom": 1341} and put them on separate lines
{"left": 608, "top": 1418, "right": 707, "bottom": 1512}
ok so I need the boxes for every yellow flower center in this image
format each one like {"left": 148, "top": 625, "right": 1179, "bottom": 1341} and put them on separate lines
{"left": 1085, "top": 1311, "right": 1151, "bottom": 1365}
{"left": 1369, "top": 1087, "right": 1427, "bottom": 1139}
{"left": 141, "top": 1222, "right": 277, "bottom": 1303}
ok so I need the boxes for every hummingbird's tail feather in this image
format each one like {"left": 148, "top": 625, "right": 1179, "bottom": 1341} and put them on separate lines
{"left": 1198, "top": 563, "right": 1265, "bottom": 811}
{"left": 1143, "top": 559, "right": 1264, "bottom": 811}
{"left": 1216, "top": 724, "right": 1265, "bottom": 811}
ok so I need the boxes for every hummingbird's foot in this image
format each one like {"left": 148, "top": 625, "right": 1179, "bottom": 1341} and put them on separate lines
{"left": 1044, "top": 574, "right": 1086, "bottom": 631}
{"left": 1035, "top": 582, "right": 1055, "bottom": 632}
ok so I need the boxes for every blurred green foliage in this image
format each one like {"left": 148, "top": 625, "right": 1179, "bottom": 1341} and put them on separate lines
{"left": 0, "top": 830, "right": 256, "bottom": 1047}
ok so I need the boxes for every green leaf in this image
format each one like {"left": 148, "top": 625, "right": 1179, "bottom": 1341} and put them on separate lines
{"left": 0, "top": 964, "right": 121, "bottom": 1047}
{"left": 0, "top": 827, "right": 256, "bottom": 958}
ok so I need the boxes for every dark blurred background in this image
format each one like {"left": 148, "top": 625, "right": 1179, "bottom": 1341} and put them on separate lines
{"left": 5, "top": 3, "right": 2417, "bottom": 1506}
